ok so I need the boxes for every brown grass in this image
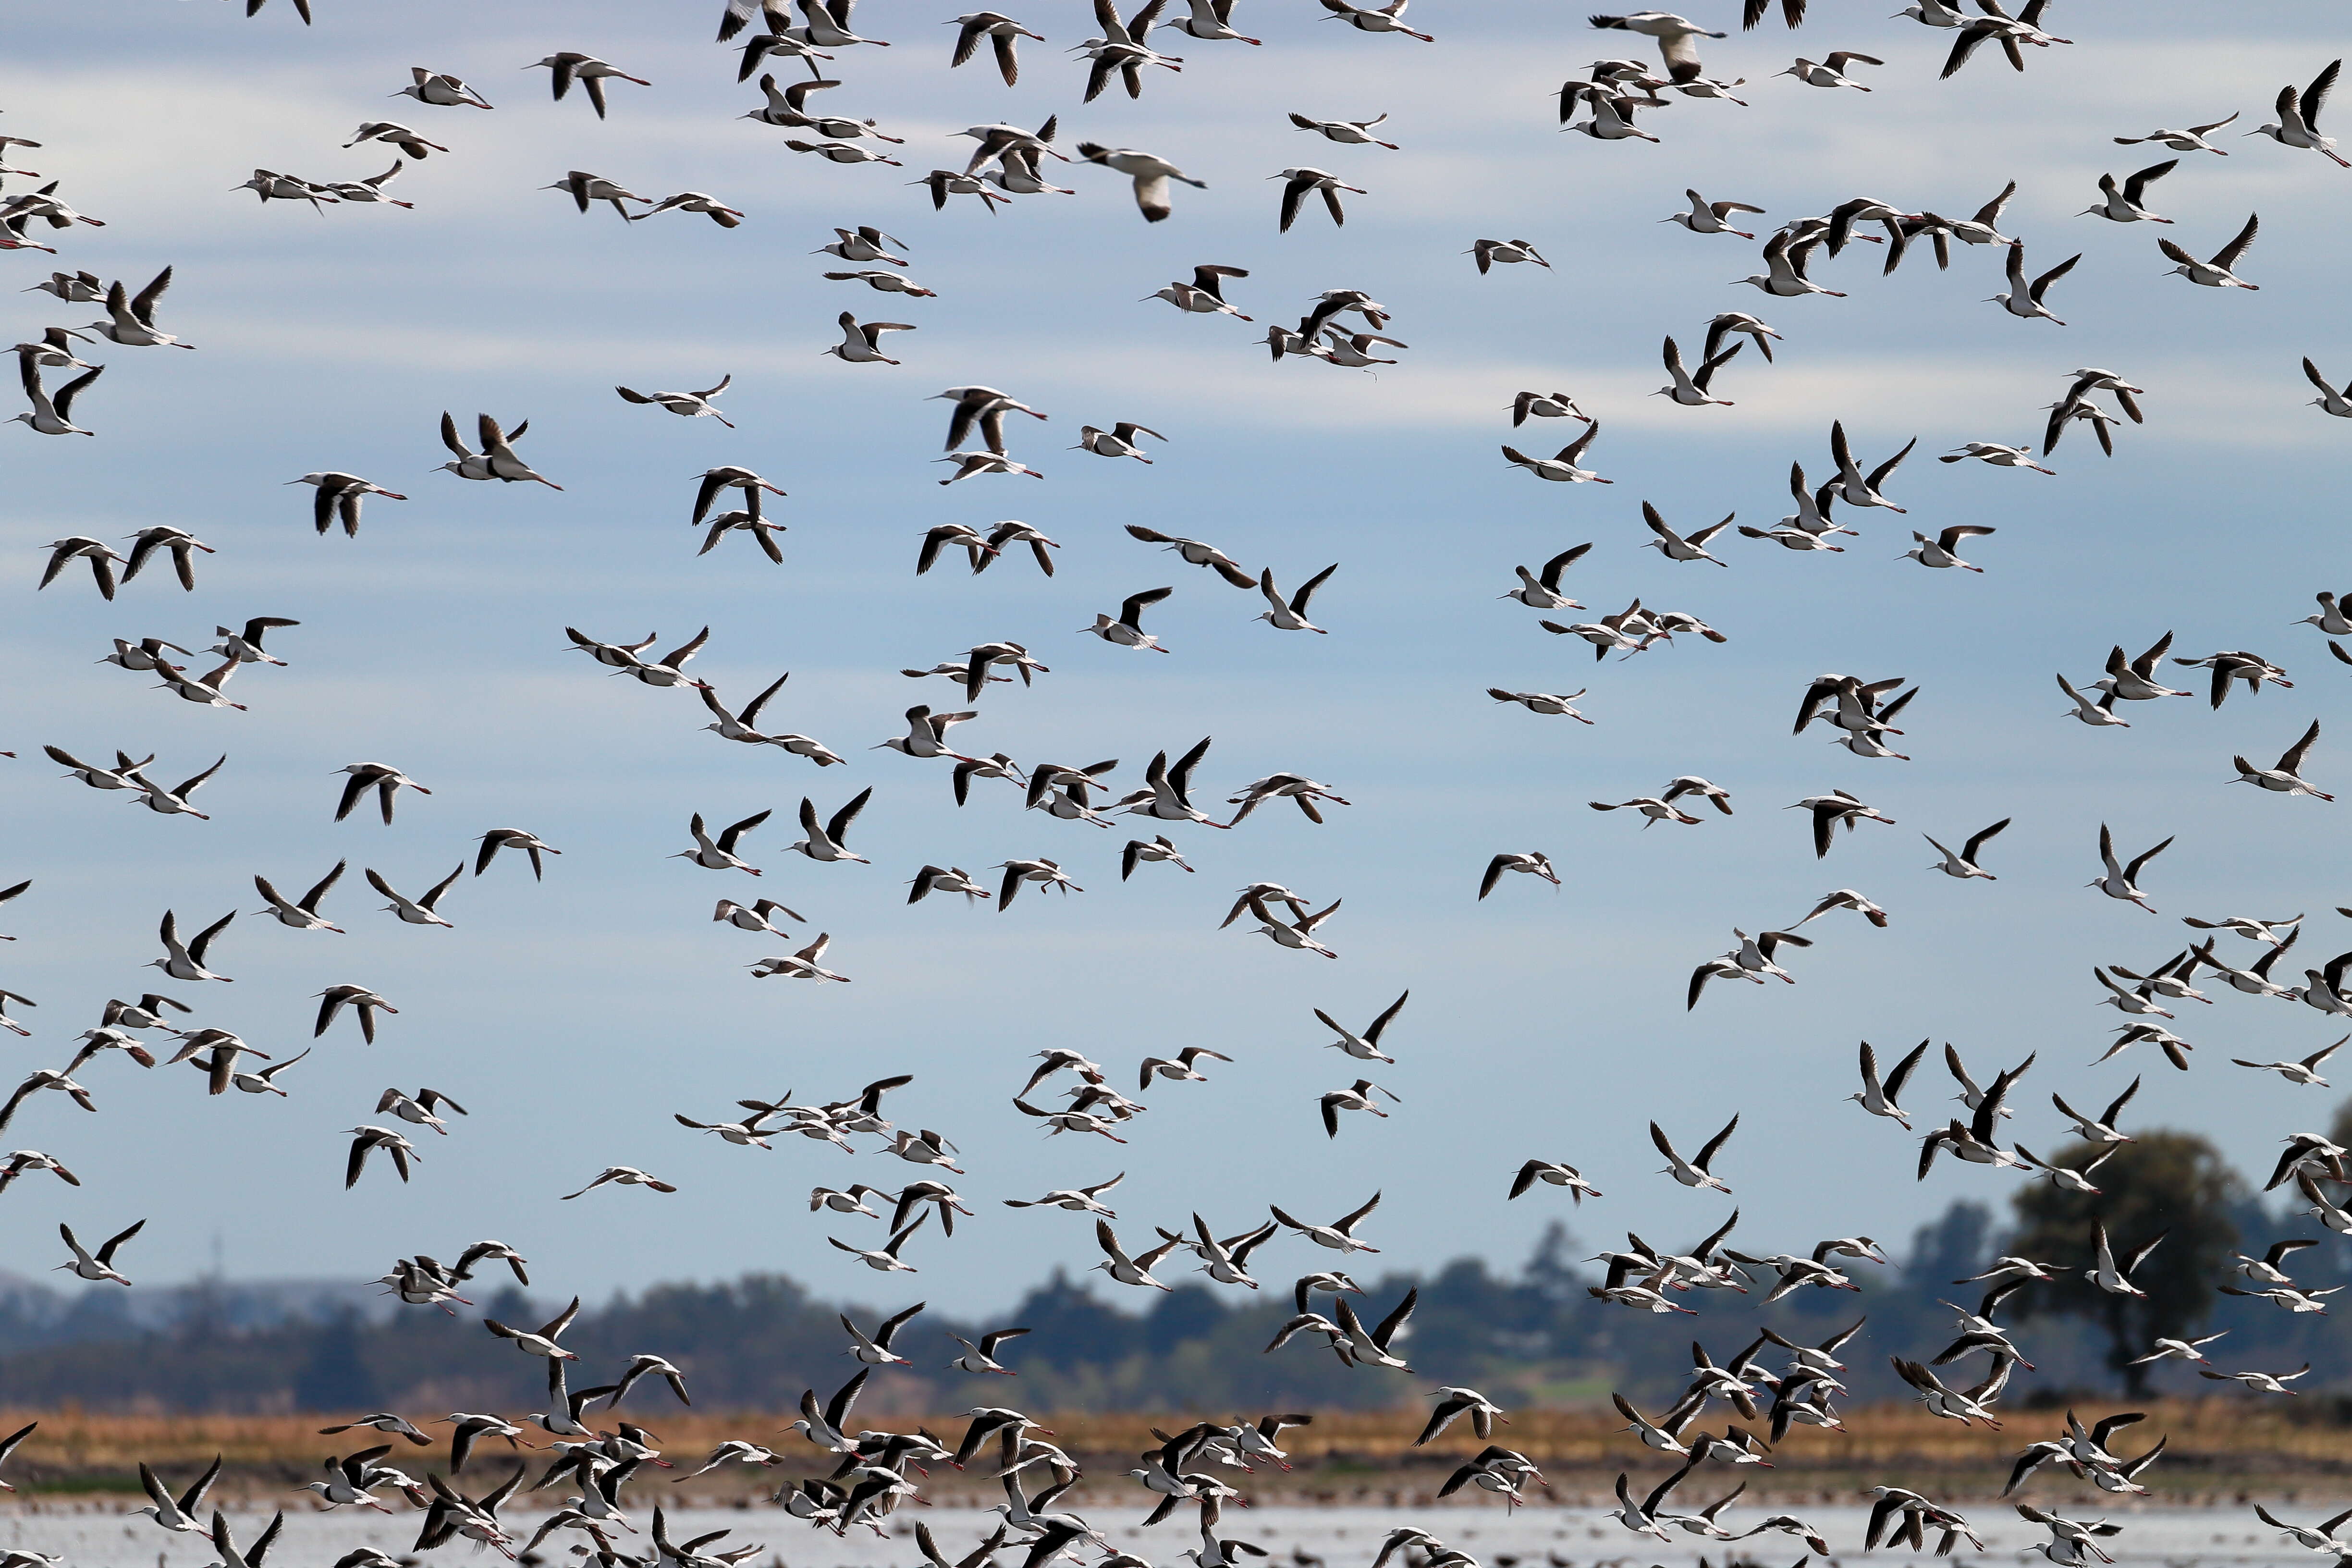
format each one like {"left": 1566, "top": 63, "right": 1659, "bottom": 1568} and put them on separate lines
{"left": 2, "top": 1400, "right": 2344, "bottom": 1506}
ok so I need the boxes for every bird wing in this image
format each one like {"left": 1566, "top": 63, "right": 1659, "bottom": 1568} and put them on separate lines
{"left": 1122, "top": 585, "right": 1175, "bottom": 624}
{"left": 1292, "top": 563, "right": 1337, "bottom": 613}
{"left": 826, "top": 786, "right": 873, "bottom": 844}
{"left": 1868, "top": 437, "right": 1918, "bottom": 490}
{"left": 1649, "top": 1120, "right": 1681, "bottom": 1162}
{"left": 1335, "top": 1189, "right": 1381, "bottom": 1232}
{"left": 171, "top": 754, "right": 227, "bottom": 800}
{"left": 1370, "top": 1286, "right": 1418, "bottom": 1348}
{"left": 2279, "top": 718, "right": 2323, "bottom": 774}
{"left": 1364, "top": 990, "right": 1410, "bottom": 1042}
{"left": 1885, "top": 1039, "right": 1929, "bottom": 1099}
{"left": 1959, "top": 818, "right": 2010, "bottom": 865}
{"left": 2125, "top": 835, "right": 2174, "bottom": 882}
{"left": 2121, "top": 159, "right": 2176, "bottom": 204}
{"left": 1696, "top": 1113, "right": 1740, "bottom": 1170}
{"left": 2306, "top": 58, "right": 2340, "bottom": 131}
{"left": 2212, "top": 212, "right": 2259, "bottom": 272}
{"left": 1662, "top": 335, "right": 1688, "bottom": 381}
{"left": 128, "top": 265, "right": 174, "bottom": 328}
{"left": 2029, "top": 252, "right": 2080, "bottom": 301}
{"left": 418, "top": 863, "right": 464, "bottom": 911}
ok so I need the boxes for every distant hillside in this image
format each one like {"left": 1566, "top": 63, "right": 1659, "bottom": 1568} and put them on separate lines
{"left": 0, "top": 1180, "right": 2343, "bottom": 1414}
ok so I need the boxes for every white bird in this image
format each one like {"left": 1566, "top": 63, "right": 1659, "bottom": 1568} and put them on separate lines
{"left": 1943, "top": 442, "right": 2053, "bottom": 475}
{"left": 1905, "top": 524, "right": 1999, "bottom": 569}
{"left": 1082, "top": 587, "right": 1174, "bottom": 651}
{"left": 2232, "top": 1038, "right": 2345, "bottom": 1087}
{"left": 616, "top": 375, "right": 735, "bottom": 427}
{"left": 56, "top": 1219, "right": 141, "bottom": 1286}
{"left": 1502, "top": 421, "right": 1610, "bottom": 483}
{"left": 397, "top": 67, "right": 494, "bottom": 108}
{"left": 1650, "top": 1115, "right": 1737, "bottom": 1192}
{"left": 1511, "top": 1160, "right": 1602, "bottom": 1203}
{"left": 1256, "top": 565, "right": 1336, "bottom": 633}
{"left": 673, "top": 809, "right": 772, "bottom": 876}
{"left": 1075, "top": 142, "right": 1205, "bottom": 221}
{"left": 2058, "top": 672, "right": 2130, "bottom": 727}
{"left": 560, "top": 1166, "right": 679, "bottom": 1200}
{"left": 1925, "top": 818, "right": 2008, "bottom": 879}
{"left": 2161, "top": 214, "right": 2261, "bottom": 289}
{"left": 1315, "top": 991, "right": 1408, "bottom": 1064}
{"left": 150, "top": 909, "right": 234, "bottom": 983}
{"left": 2129, "top": 1332, "right": 2227, "bottom": 1366}
{"left": 1495, "top": 691, "right": 1590, "bottom": 729}
{"left": 2115, "top": 111, "right": 2238, "bottom": 154}
{"left": 1510, "top": 390, "right": 1588, "bottom": 427}
{"left": 1828, "top": 420, "right": 1914, "bottom": 511}
{"left": 84, "top": 268, "right": 193, "bottom": 348}
{"left": 526, "top": 52, "right": 651, "bottom": 120}
{"left": 295, "top": 473, "right": 408, "bottom": 537}
{"left": 2084, "top": 1221, "right": 2163, "bottom": 1298}
{"left": 2233, "top": 719, "right": 2332, "bottom": 800}
{"left": 11, "top": 358, "right": 101, "bottom": 436}
{"left": 1735, "top": 230, "right": 1845, "bottom": 298}
{"left": 344, "top": 121, "right": 446, "bottom": 159}
{"left": 948, "top": 12, "right": 1047, "bottom": 83}
{"left": 1268, "top": 1192, "right": 1382, "bottom": 1252}
{"left": 1991, "top": 241, "right": 2079, "bottom": 324}
{"left": 826, "top": 312, "right": 915, "bottom": 365}
{"left": 2090, "top": 823, "right": 2170, "bottom": 912}
{"left": 1666, "top": 189, "right": 1764, "bottom": 238}
{"left": 1289, "top": 110, "right": 1392, "bottom": 147}
{"left": 1641, "top": 501, "right": 1732, "bottom": 565}
{"left": 1244, "top": 894, "right": 1342, "bottom": 959}
{"left": 1091, "top": 1219, "right": 1180, "bottom": 1289}
{"left": 367, "top": 865, "right": 461, "bottom": 928}
{"left": 2081, "top": 159, "right": 2176, "bottom": 223}
{"left": 1318, "top": 0, "right": 1433, "bottom": 42}
{"left": 634, "top": 191, "right": 746, "bottom": 227}
{"left": 1075, "top": 421, "right": 1164, "bottom": 461}
{"left": 1656, "top": 335, "right": 1740, "bottom": 406}
{"left": 2304, "top": 360, "right": 2352, "bottom": 418}
{"left": 787, "top": 788, "right": 873, "bottom": 863}
{"left": 947, "top": 1327, "right": 1031, "bottom": 1374}
{"left": 2199, "top": 1364, "right": 2311, "bottom": 1395}
{"left": 2251, "top": 61, "right": 2349, "bottom": 167}
{"left": 1263, "top": 163, "right": 1361, "bottom": 235}
{"left": 1478, "top": 852, "right": 1557, "bottom": 900}
{"left": 1778, "top": 52, "right": 1881, "bottom": 89}
{"left": 750, "top": 932, "right": 852, "bottom": 983}
{"left": 1470, "top": 238, "right": 1549, "bottom": 273}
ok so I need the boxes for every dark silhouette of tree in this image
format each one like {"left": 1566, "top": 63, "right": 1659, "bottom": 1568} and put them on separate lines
{"left": 294, "top": 1308, "right": 380, "bottom": 1411}
{"left": 2326, "top": 1094, "right": 2352, "bottom": 1158}
{"left": 2009, "top": 1130, "right": 2242, "bottom": 1397}
{"left": 1906, "top": 1200, "right": 1994, "bottom": 1289}
{"left": 1524, "top": 1220, "right": 1582, "bottom": 1304}
{"left": 1006, "top": 1269, "right": 1142, "bottom": 1369}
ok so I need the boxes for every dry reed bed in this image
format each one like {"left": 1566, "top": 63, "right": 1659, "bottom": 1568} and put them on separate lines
{"left": 0, "top": 1402, "right": 2342, "bottom": 1501}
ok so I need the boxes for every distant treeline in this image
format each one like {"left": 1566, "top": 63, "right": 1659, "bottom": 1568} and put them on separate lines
{"left": 1, "top": 1138, "right": 2346, "bottom": 1414}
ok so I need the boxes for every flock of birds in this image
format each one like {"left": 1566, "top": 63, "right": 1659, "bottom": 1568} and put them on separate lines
{"left": 6, "top": 1, "right": 2352, "bottom": 1567}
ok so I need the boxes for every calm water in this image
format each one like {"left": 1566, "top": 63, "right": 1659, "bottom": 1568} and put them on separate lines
{"left": 0, "top": 1503, "right": 2329, "bottom": 1568}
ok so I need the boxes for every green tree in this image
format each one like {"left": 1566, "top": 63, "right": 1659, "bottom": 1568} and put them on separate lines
{"left": 2008, "top": 1130, "right": 2242, "bottom": 1398}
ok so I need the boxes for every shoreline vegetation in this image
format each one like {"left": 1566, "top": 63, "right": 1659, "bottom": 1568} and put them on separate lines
{"left": 0, "top": 1402, "right": 2346, "bottom": 1508}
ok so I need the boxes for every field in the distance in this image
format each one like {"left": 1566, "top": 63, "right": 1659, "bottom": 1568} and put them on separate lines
{"left": 2, "top": 1401, "right": 2346, "bottom": 1509}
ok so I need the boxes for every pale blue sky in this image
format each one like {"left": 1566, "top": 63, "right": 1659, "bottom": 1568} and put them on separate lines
{"left": 2, "top": 0, "right": 2350, "bottom": 1313}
